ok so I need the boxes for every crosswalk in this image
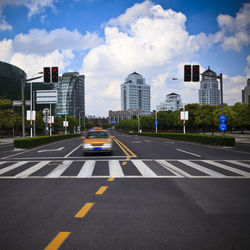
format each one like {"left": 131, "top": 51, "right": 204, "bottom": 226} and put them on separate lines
{"left": 0, "top": 160, "right": 249, "bottom": 179}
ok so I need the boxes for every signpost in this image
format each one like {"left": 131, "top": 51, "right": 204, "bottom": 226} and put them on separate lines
{"left": 180, "top": 110, "right": 189, "bottom": 134}
{"left": 219, "top": 115, "right": 227, "bottom": 132}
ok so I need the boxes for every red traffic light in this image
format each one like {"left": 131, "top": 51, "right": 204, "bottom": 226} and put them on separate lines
{"left": 184, "top": 65, "right": 191, "bottom": 82}
{"left": 51, "top": 67, "right": 58, "bottom": 83}
{"left": 43, "top": 67, "right": 50, "bottom": 83}
{"left": 192, "top": 65, "right": 200, "bottom": 82}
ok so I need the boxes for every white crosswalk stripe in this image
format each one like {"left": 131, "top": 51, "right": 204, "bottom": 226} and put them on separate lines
{"left": 14, "top": 161, "right": 51, "bottom": 178}
{"left": 156, "top": 160, "right": 191, "bottom": 177}
{"left": 46, "top": 161, "right": 73, "bottom": 178}
{"left": 179, "top": 160, "right": 225, "bottom": 177}
{"left": 0, "top": 161, "right": 28, "bottom": 175}
{"left": 0, "top": 160, "right": 249, "bottom": 179}
{"left": 109, "top": 160, "right": 124, "bottom": 177}
{"left": 132, "top": 160, "right": 157, "bottom": 177}
{"left": 203, "top": 160, "right": 250, "bottom": 177}
{"left": 77, "top": 160, "right": 95, "bottom": 177}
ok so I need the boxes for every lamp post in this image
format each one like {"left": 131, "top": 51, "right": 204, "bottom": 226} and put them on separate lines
{"left": 79, "top": 110, "right": 85, "bottom": 133}
{"left": 74, "top": 107, "right": 80, "bottom": 133}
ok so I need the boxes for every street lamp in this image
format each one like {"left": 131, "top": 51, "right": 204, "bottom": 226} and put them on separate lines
{"left": 79, "top": 110, "right": 85, "bottom": 133}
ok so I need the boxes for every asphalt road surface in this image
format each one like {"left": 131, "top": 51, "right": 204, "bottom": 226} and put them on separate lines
{"left": 0, "top": 130, "right": 250, "bottom": 249}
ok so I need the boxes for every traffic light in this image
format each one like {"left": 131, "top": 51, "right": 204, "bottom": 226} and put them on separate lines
{"left": 52, "top": 67, "right": 58, "bottom": 83}
{"left": 192, "top": 65, "right": 200, "bottom": 82}
{"left": 184, "top": 65, "right": 191, "bottom": 82}
{"left": 43, "top": 67, "right": 50, "bottom": 83}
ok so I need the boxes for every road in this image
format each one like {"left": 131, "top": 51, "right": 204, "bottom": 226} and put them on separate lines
{"left": 0, "top": 130, "right": 250, "bottom": 249}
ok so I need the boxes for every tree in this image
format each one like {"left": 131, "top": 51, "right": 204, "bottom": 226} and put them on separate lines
{"left": 140, "top": 115, "right": 154, "bottom": 130}
{"left": 194, "top": 105, "right": 217, "bottom": 134}
{"left": 213, "top": 105, "right": 237, "bottom": 132}
{"left": 232, "top": 102, "right": 250, "bottom": 133}
{"left": 184, "top": 103, "right": 200, "bottom": 132}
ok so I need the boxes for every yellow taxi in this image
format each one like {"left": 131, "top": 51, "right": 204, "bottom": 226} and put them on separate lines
{"left": 81, "top": 128, "right": 115, "bottom": 155}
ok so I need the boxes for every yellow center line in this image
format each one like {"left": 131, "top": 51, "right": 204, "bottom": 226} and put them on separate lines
{"left": 122, "top": 161, "right": 127, "bottom": 166}
{"left": 95, "top": 186, "right": 108, "bottom": 195}
{"left": 75, "top": 202, "right": 94, "bottom": 218}
{"left": 107, "top": 177, "right": 114, "bottom": 181}
{"left": 114, "top": 139, "right": 130, "bottom": 157}
{"left": 115, "top": 139, "right": 137, "bottom": 157}
{"left": 44, "top": 232, "right": 71, "bottom": 250}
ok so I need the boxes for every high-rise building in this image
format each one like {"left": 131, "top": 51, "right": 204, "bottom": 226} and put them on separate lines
{"left": 121, "top": 72, "right": 151, "bottom": 115}
{"left": 199, "top": 67, "right": 220, "bottom": 105}
{"left": 156, "top": 93, "right": 183, "bottom": 111}
{"left": 56, "top": 72, "right": 85, "bottom": 117}
{"left": 242, "top": 79, "right": 250, "bottom": 104}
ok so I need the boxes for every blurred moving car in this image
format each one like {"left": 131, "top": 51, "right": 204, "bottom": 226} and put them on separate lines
{"left": 81, "top": 128, "right": 115, "bottom": 155}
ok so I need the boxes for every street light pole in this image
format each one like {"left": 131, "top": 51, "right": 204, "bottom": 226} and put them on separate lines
{"left": 79, "top": 110, "right": 85, "bottom": 133}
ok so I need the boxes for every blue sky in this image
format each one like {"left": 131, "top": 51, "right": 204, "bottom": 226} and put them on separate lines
{"left": 0, "top": 0, "right": 249, "bottom": 116}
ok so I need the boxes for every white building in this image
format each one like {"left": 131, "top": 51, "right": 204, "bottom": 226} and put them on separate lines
{"left": 199, "top": 67, "right": 220, "bottom": 105}
{"left": 156, "top": 93, "right": 183, "bottom": 111}
{"left": 121, "top": 72, "right": 151, "bottom": 115}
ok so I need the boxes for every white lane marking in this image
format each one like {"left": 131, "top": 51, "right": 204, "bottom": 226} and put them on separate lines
{"left": 77, "top": 160, "right": 95, "bottom": 177}
{"left": 38, "top": 147, "right": 64, "bottom": 153}
{"left": 0, "top": 161, "right": 28, "bottom": 175}
{"left": 144, "top": 140, "right": 152, "bottom": 142}
{"left": 64, "top": 144, "right": 82, "bottom": 158}
{"left": 132, "top": 141, "right": 141, "bottom": 143}
{"left": 179, "top": 160, "right": 225, "bottom": 177}
{"left": 225, "top": 160, "right": 250, "bottom": 169}
{"left": 203, "top": 160, "right": 250, "bottom": 177}
{"left": 156, "top": 160, "right": 190, "bottom": 177}
{"left": 0, "top": 161, "right": 6, "bottom": 166}
{"left": 14, "top": 161, "right": 51, "bottom": 178}
{"left": 176, "top": 149, "right": 201, "bottom": 158}
{"left": 46, "top": 160, "right": 73, "bottom": 178}
{"left": 132, "top": 160, "right": 157, "bottom": 177}
{"left": 109, "top": 160, "right": 124, "bottom": 177}
{"left": 2, "top": 140, "right": 65, "bottom": 159}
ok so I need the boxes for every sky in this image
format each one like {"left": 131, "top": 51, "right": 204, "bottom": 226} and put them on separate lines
{"left": 0, "top": 0, "right": 249, "bottom": 116}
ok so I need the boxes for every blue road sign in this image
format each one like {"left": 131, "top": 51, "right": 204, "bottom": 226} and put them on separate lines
{"left": 219, "top": 115, "right": 227, "bottom": 123}
{"left": 155, "top": 119, "right": 158, "bottom": 127}
{"left": 219, "top": 123, "right": 227, "bottom": 131}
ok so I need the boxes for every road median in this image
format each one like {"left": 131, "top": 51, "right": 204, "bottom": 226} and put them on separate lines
{"left": 14, "top": 134, "right": 79, "bottom": 149}
{"left": 118, "top": 130, "right": 235, "bottom": 147}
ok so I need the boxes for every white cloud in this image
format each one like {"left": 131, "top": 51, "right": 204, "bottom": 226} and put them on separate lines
{"left": 0, "top": 39, "right": 13, "bottom": 61}
{"left": 216, "top": 3, "right": 250, "bottom": 51}
{"left": 0, "top": 0, "right": 57, "bottom": 30}
{"left": 13, "top": 28, "right": 103, "bottom": 55}
{"left": 10, "top": 49, "right": 74, "bottom": 78}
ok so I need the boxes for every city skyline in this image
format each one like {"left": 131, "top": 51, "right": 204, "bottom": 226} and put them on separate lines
{"left": 0, "top": 0, "right": 249, "bottom": 116}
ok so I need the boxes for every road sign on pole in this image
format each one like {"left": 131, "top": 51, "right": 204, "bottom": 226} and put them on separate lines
{"left": 219, "top": 115, "right": 227, "bottom": 123}
{"left": 219, "top": 123, "right": 227, "bottom": 131}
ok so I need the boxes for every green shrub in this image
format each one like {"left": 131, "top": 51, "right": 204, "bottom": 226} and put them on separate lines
{"left": 14, "top": 134, "right": 79, "bottom": 148}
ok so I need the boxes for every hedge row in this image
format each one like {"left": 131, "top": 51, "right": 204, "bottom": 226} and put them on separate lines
{"left": 14, "top": 134, "right": 80, "bottom": 148}
{"left": 119, "top": 130, "right": 235, "bottom": 146}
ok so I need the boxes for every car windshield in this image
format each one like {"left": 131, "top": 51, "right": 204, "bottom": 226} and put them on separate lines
{"left": 87, "top": 131, "right": 109, "bottom": 138}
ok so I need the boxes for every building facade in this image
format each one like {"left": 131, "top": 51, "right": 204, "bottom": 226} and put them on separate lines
{"left": 56, "top": 72, "right": 85, "bottom": 117}
{"left": 0, "top": 61, "right": 26, "bottom": 100}
{"left": 121, "top": 72, "right": 151, "bottom": 115}
{"left": 199, "top": 67, "right": 220, "bottom": 105}
{"left": 156, "top": 93, "right": 183, "bottom": 111}
{"left": 242, "top": 79, "right": 250, "bottom": 104}
{"left": 108, "top": 110, "right": 142, "bottom": 124}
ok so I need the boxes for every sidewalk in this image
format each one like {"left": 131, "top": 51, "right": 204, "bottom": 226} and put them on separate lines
{"left": 0, "top": 138, "right": 14, "bottom": 145}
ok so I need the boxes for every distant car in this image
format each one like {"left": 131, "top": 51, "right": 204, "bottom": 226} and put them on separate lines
{"left": 81, "top": 129, "right": 115, "bottom": 155}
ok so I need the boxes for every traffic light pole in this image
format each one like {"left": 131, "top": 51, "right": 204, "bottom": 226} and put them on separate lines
{"left": 202, "top": 72, "right": 224, "bottom": 135}
{"left": 21, "top": 75, "right": 43, "bottom": 137}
